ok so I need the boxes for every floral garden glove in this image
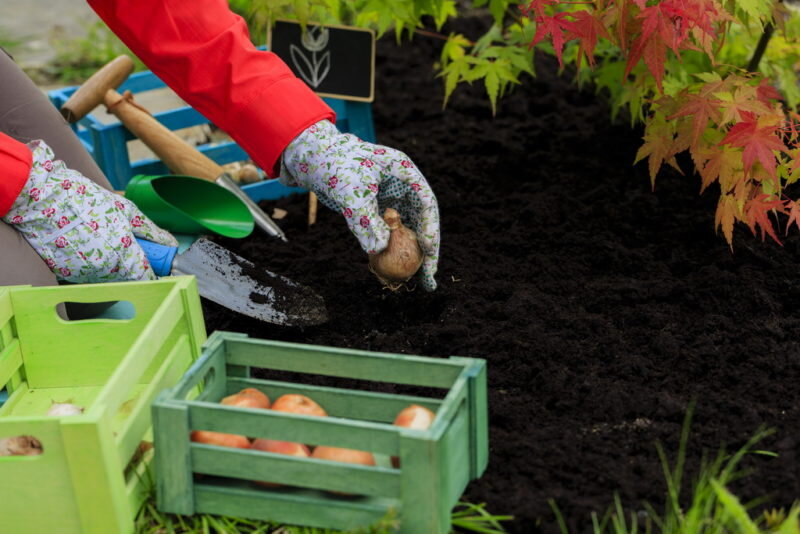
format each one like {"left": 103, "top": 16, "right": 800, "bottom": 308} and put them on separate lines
{"left": 2, "top": 140, "right": 177, "bottom": 283}
{"left": 280, "top": 120, "right": 440, "bottom": 291}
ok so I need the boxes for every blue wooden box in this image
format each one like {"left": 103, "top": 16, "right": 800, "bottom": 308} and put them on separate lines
{"left": 47, "top": 69, "right": 376, "bottom": 193}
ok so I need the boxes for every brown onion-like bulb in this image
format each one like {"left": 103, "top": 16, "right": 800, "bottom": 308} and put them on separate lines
{"left": 368, "top": 208, "right": 423, "bottom": 289}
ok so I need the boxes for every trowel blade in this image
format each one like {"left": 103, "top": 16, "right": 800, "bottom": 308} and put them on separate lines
{"left": 172, "top": 238, "right": 327, "bottom": 327}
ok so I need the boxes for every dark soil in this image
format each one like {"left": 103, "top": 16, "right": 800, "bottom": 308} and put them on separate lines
{"left": 204, "top": 13, "right": 800, "bottom": 533}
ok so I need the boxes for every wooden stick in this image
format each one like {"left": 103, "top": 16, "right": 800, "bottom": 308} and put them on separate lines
{"left": 308, "top": 192, "right": 318, "bottom": 226}
{"left": 61, "top": 56, "right": 134, "bottom": 123}
{"left": 104, "top": 89, "right": 223, "bottom": 181}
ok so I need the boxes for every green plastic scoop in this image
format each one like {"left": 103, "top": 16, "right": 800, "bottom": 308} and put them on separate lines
{"left": 125, "top": 174, "right": 255, "bottom": 238}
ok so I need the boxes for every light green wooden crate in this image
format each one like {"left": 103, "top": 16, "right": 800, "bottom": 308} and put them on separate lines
{"left": 153, "top": 331, "right": 489, "bottom": 533}
{"left": 0, "top": 277, "right": 207, "bottom": 534}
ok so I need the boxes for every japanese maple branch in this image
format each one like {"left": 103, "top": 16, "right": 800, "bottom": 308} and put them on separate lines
{"left": 747, "top": 22, "right": 774, "bottom": 72}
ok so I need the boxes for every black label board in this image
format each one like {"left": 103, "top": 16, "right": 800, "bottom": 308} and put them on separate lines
{"left": 268, "top": 20, "right": 375, "bottom": 102}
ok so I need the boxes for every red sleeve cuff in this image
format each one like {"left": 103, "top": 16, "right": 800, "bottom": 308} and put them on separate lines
{"left": 228, "top": 77, "right": 336, "bottom": 177}
{"left": 0, "top": 134, "right": 32, "bottom": 217}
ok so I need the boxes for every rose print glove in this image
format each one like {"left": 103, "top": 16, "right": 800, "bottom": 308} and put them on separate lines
{"left": 2, "top": 140, "right": 177, "bottom": 283}
{"left": 280, "top": 120, "right": 441, "bottom": 291}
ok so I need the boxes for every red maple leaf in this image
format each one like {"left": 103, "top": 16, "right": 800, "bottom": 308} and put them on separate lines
{"left": 625, "top": 5, "right": 678, "bottom": 92}
{"left": 564, "top": 11, "right": 611, "bottom": 68}
{"left": 523, "top": 0, "right": 559, "bottom": 19}
{"left": 744, "top": 194, "right": 785, "bottom": 244}
{"left": 720, "top": 114, "right": 787, "bottom": 180}
{"left": 532, "top": 12, "right": 574, "bottom": 67}
{"left": 756, "top": 78, "right": 783, "bottom": 105}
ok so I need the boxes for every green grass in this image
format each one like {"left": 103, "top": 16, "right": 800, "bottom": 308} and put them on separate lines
{"left": 0, "top": 30, "right": 22, "bottom": 53}
{"left": 42, "top": 20, "right": 145, "bottom": 83}
{"left": 550, "top": 403, "right": 800, "bottom": 534}
{"left": 134, "top": 492, "right": 512, "bottom": 533}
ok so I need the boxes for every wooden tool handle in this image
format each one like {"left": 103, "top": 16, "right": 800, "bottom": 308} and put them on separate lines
{"left": 60, "top": 56, "right": 135, "bottom": 123}
{"left": 103, "top": 89, "right": 223, "bottom": 181}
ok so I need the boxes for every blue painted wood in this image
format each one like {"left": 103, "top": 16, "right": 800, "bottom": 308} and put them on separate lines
{"left": 241, "top": 179, "right": 307, "bottom": 202}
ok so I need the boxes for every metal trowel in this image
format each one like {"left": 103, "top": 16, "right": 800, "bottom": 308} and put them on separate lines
{"left": 136, "top": 238, "right": 327, "bottom": 326}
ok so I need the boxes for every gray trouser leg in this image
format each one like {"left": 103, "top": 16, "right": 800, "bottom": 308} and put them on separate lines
{"left": 0, "top": 48, "right": 111, "bottom": 288}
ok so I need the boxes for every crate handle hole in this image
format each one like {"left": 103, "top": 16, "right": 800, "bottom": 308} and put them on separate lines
{"left": 59, "top": 301, "right": 136, "bottom": 321}
{"left": 0, "top": 435, "right": 44, "bottom": 457}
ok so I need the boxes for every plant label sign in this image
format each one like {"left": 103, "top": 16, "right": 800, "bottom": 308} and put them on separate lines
{"left": 268, "top": 20, "right": 375, "bottom": 102}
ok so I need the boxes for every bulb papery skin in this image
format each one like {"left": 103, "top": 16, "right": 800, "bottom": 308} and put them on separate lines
{"left": 47, "top": 403, "right": 85, "bottom": 416}
{"left": 369, "top": 208, "right": 423, "bottom": 289}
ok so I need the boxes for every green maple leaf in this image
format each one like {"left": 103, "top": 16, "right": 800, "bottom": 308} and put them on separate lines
{"left": 439, "top": 55, "right": 469, "bottom": 107}
{"left": 635, "top": 114, "right": 682, "bottom": 186}
{"left": 733, "top": 0, "right": 773, "bottom": 24}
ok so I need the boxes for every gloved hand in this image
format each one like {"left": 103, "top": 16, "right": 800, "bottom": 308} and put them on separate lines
{"left": 280, "top": 120, "right": 440, "bottom": 291}
{"left": 2, "top": 140, "right": 177, "bottom": 283}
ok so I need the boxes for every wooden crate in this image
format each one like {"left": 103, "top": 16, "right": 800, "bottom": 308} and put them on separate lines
{"left": 153, "top": 331, "right": 489, "bottom": 533}
{"left": 0, "top": 277, "right": 206, "bottom": 534}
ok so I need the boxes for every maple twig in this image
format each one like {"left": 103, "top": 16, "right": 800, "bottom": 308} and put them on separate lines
{"left": 414, "top": 28, "right": 475, "bottom": 45}
{"left": 747, "top": 23, "right": 774, "bottom": 72}
{"left": 507, "top": 7, "right": 525, "bottom": 24}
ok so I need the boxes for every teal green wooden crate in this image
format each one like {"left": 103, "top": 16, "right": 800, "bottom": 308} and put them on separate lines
{"left": 0, "top": 277, "right": 207, "bottom": 534}
{"left": 152, "top": 331, "right": 489, "bottom": 533}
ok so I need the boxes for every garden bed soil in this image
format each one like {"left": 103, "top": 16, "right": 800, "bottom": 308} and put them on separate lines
{"left": 205, "top": 13, "right": 800, "bottom": 533}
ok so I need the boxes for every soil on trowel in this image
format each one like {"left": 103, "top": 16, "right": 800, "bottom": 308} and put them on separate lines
{"left": 204, "top": 12, "right": 800, "bottom": 533}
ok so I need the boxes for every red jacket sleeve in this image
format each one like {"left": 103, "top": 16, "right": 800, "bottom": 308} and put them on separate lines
{"left": 0, "top": 133, "right": 32, "bottom": 217}
{"left": 87, "top": 0, "right": 335, "bottom": 177}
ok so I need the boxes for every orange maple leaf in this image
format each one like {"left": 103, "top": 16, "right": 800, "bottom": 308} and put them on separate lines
{"left": 668, "top": 92, "right": 723, "bottom": 148}
{"left": 635, "top": 116, "right": 682, "bottom": 185}
{"left": 718, "top": 84, "right": 773, "bottom": 125}
{"left": 714, "top": 194, "right": 738, "bottom": 246}
{"left": 696, "top": 143, "right": 742, "bottom": 193}
{"left": 785, "top": 199, "right": 800, "bottom": 235}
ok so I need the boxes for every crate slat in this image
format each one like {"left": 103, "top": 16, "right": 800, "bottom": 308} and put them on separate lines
{"left": 227, "top": 376, "right": 443, "bottom": 422}
{"left": 192, "top": 444, "right": 401, "bottom": 497}
{"left": 113, "top": 333, "right": 192, "bottom": 468}
{"left": 189, "top": 401, "right": 400, "bottom": 454}
{"left": 226, "top": 337, "right": 464, "bottom": 388}
{"left": 0, "top": 339, "right": 22, "bottom": 390}
{"left": 153, "top": 397, "right": 196, "bottom": 516}
{"left": 194, "top": 480, "right": 394, "bottom": 531}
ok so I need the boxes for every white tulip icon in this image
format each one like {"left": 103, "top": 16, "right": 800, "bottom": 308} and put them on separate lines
{"left": 291, "top": 26, "right": 331, "bottom": 88}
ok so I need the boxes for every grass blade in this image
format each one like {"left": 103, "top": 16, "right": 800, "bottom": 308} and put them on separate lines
{"left": 548, "top": 499, "right": 570, "bottom": 534}
{"left": 710, "top": 479, "right": 759, "bottom": 534}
